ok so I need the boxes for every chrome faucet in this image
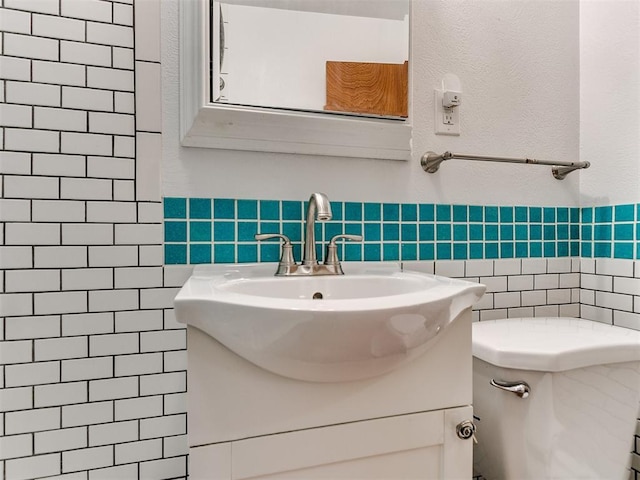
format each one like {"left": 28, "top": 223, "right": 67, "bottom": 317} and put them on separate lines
{"left": 302, "top": 192, "right": 332, "bottom": 266}
{"left": 255, "top": 192, "right": 362, "bottom": 276}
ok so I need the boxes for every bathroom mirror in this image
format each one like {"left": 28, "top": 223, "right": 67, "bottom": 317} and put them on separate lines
{"left": 212, "top": 0, "right": 409, "bottom": 119}
{"left": 180, "top": 0, "right": 412, "bottom": 160}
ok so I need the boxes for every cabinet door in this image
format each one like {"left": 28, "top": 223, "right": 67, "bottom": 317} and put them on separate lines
{"left": 190, "top": 407, "right": 473, "bottom": 479}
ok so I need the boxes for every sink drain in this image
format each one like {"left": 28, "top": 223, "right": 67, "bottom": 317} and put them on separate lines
{"left": 312, "top": 292, "right": 323, "bottom": 300}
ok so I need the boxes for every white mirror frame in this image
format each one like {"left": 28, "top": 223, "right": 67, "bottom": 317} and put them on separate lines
{"left": 179, "top": 0, "right": 412, "bottom": 160}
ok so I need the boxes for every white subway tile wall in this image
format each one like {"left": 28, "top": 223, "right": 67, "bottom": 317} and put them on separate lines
{"left": 0, "top": 1, "right": 185, "bottom": 478}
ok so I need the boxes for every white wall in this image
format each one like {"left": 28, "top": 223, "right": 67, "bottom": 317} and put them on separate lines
{"left": 579, "top": 0, "right": 640, "bottom": 206}
{"left": 162, "top": 0, "right": 581, "bottom": 206}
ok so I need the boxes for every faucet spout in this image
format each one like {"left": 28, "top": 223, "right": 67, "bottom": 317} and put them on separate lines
{"left": 303, "top": 193, "right": 332, "bottom": 265}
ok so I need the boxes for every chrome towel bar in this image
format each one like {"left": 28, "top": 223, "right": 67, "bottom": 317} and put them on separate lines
{"left": 421, "top": 151, "right": 590, "bottom": 180}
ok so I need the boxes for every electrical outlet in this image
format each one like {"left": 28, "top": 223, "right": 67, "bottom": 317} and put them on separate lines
{"left": 443, "top": 108, "right": 454, "bottom": 125}
{"left": 435, "top": 89, "right": 460, "bottom": 135}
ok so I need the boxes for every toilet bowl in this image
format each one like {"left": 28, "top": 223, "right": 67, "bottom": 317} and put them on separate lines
{"left": 472, "top": 317, "right": 640, "bottom": 480}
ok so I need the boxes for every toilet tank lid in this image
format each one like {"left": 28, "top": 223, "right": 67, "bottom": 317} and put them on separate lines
{"left": 472, "top": 317, "right": 640, "bottom": 372}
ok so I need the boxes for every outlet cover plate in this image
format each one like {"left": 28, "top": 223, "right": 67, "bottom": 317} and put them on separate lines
{"left": 434, "top": 89, "right": 460, "bottom": 135}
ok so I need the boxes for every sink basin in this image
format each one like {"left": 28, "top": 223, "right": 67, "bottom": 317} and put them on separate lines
{"left": 174, "top": 263, "right": 485, "bottom": 382}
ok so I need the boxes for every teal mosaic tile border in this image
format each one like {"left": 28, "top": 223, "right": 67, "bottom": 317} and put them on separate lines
{"left": 163, "top": 198, "right": 639, "bottom": 264}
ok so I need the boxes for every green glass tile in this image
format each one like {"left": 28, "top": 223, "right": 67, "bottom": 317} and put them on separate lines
{"left": 164, "top": 244, "right": 187, "bottom": 264}
{"left": 529, "top": 207, "right": 542, "bottom": 223}
{"left": 214, "top": 244, "right": 235, "bottom": 263}
{"left": 500, "top": 242, "right": 514, "bottom": 258}
{"left": 594, "top": 224, "right": 612, "bottom": 241}
{"left": 594, "top": 242, "right": 611, "bottom": 258}
{"left": 543, "top": 207, "right": 556, "bottom": 223}
{"left": 214, "top": 198, "right": 235, "bottom": 219}
{"left": 419, "top": 204, "right": 435, "bottom": 221}
{"left": 401, "top": 204, "right": 417, "bottom": 222}
{"left": 484, "top": 206, "right": 498, "bottom": 223}
{"left": 594, "top": 206, "right": 612, "bottom": 223}
{"left": 214, "top": 221, "right": 235, "bottom": 241}
{"left": 436, "top": 243, "right": 451, "bottom": 260}
{"left": 453, "top": 243, "right": 467, "bottom": 260}
{"left": 436, "top": 204, "right": 451, "bottom": 221}
{"left": 190, "top": 221, "right": 212, "bottom": 242}
{"left": 164, "top": 198, "right": 186, "bottom": 219}
{"left": 581, "top": 207, "right": 593, "bottom": 223}
{"left": 614, "top": 224, "right": 633, "bottom": 241}
{"left": 383, "top": 223, "right": 399, "bottom": 241}
{"left": 282, "top": 201, "right": 302, "bottom": 220}
{"left": 364, "top": 203, "right": 381, "bottom": 221}
{"left": 324, "top": 222, "right": 343, "bottom": 240}
{"left": 165, "top": 221, "right": 187, "bottom": 242}
{"left": 515, "top": 225, "right": 528, "bottom": 241}
{"left": 345, "top": 243, "right": 362, "bottom": 261}
{"left": 453, "top": 224, "right": 467, "bottom": 241}
{"left": 529, "top": 225, "right": 542, "bottom": 240}
{"left": 530, "top": 242, "right": 542, "bottom": 258}
{"left": 419, "top": 223, "right": 435, "bottom": 241}
{"left": 543, "top": 225, "right": 556, "bottom": 240}
{"left": 345, "top": 202, "right": 363, "bottom": 221}
{"left": 436, "top": 223, "right": 451, "bottom": 241}
{"left": 469, "top": 224, "right": 483, "bottom": 241}
{"left": 469, "top": 243, "right": 483, "bottom": 259}
{"left": 557, "top": 207, "right": 569, "bottom": 223}
{"left": 259, "top": 200, "right": 279, "bottom": 220}
{"left": 364, "top": 223, "right": 381, "bottom": 241}
{"left": 453, "top": 205, "right": 467, "bottom": 222}
{"left": 500, "top": 225, "right": 513, "bottom": 241}
{"left": 189, "top": 198, "right": 212, "bottom": 219}
{"left": 419, "top": 243, "right": 435, "bottom": 260}
{"left": 282, "top": 222, "right": 302, "bottom": 242}
{"left": 190, "top": 244, "right": 211, "bottom": 264}
{"left": 515, "top": 242, "right": 528, "bottom": 258}
{"left": 485, "top": 243, "right": 499, "bottom": 259}
{"left": 328, "top": 202, "right": 343, "bottom": 221}
{"left": 485, "top": 225, "right": 498, "bottom": 241}
{"left": 401, "top": 224, "right": 417, "bottom": 241}
{"left": 237, "top": 244, "right": 258, "bottom": 263}
{"left": 543, "top": 242, "right": 556, "bottom": 257}
{"left": 383, "top": 243, "right": 399, "bottom": 261}
{"left": 383, "top": 203, "right": 399, "bottom": 221}
{"left": 557, "top": 224, "right": 569, "bottom": 240}
{"left": 364, "top": 243, "right": 381, "bottom": 261}
{"left": 614, "top": 243, "right": 633, "bottom": 259}
{"left": 499, "top": 206, "right": 513, "bottom": 223}
{"left": 515, "top": 206, "right": 528, "bottom": 223}
{"left": 259, "top": 243, "right": 279, "bottom": 262}
{"left": 238, "top": 221, "right": 258, "bottom": 242}
{"left": 614, "top": 204, "right": 635, "bottom": 222}
{"left": 401, "top": 243, "right": 417, "bottom": 261}
{"left": 345, "top": 223, "right": 363, "bottom": 235}
{"left": 570, "top": 242, "right": 579, "bottom": 256}
{"left": 557, "top": 242, "right": 569, "bottom": 257}
{"left": 237, "top": 199, "right": 258, "bottom": 219}
{"left": 468, "top": 205, "right": 483, "bottom": 223}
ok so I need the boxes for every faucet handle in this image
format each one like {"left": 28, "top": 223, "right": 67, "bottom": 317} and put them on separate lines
{"left": 325, "top": 234, "right": 363, "bottom": 267}
{"left": 254, "top": 233, "right": 296, "bottom": 269}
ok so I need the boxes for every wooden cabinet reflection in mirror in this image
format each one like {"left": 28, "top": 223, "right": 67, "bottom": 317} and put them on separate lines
{"left": 325, "top": 61, "right": 408, "bottom": 118}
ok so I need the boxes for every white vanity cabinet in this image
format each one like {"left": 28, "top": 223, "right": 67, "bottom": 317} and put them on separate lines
{"left": 185, "top": 308, "right": 475, "bottom": 479}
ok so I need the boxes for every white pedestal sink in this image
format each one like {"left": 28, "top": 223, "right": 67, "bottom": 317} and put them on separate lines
{"left": 174, "top": 262, "right": 485, "bottom": 382}
{"left": 174, "top": 262, "right": 486, "bottom": 479}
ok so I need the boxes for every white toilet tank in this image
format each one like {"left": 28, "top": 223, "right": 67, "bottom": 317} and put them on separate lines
{"left": 472, "top": 317, "right": 640, "bottom": 480}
